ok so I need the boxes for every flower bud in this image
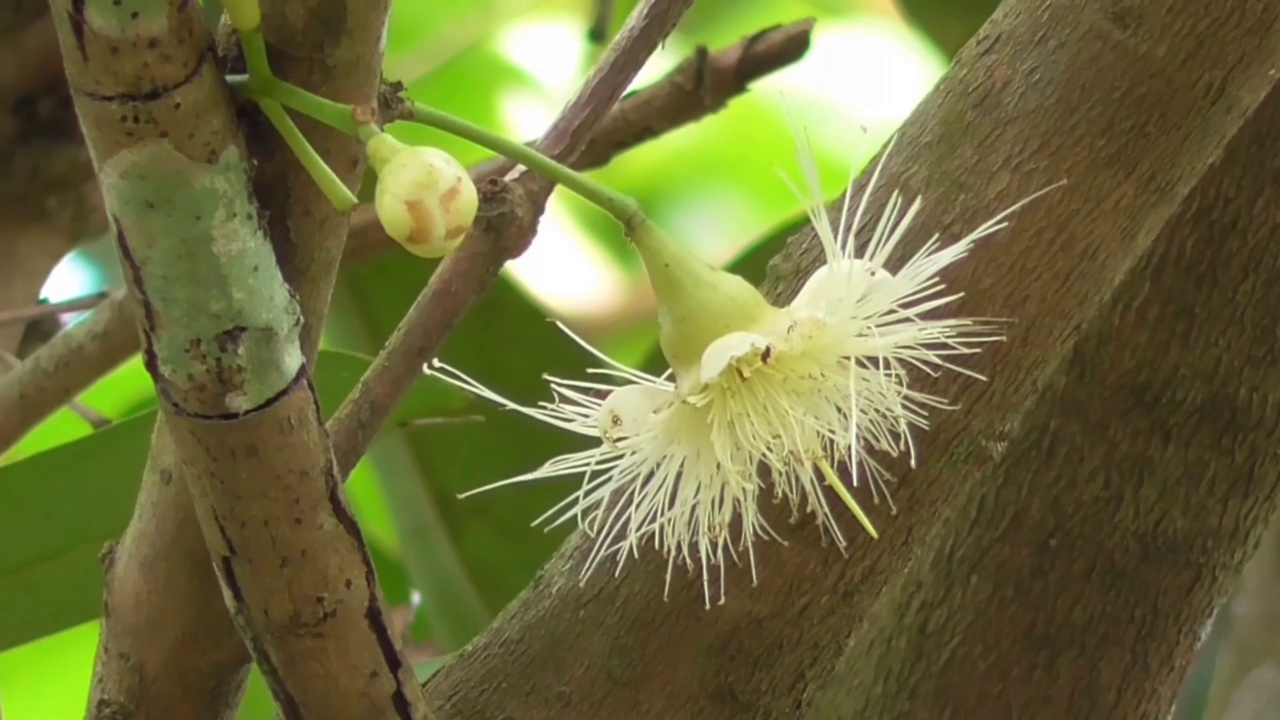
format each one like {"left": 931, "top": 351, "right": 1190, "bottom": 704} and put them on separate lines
{"left": 366, "top": 134, "right": 478, "bottom": 259}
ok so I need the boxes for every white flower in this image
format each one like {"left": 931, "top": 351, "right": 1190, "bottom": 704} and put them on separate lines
{"left": 427, "top": 330, "right": 774, "bottom": 606}
{"left": 426, "top": 133, "right": 1051, "bottom": 606}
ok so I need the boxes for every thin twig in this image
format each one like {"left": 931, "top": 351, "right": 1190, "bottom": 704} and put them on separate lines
{"left": 531, "top": 0, "right": 693, "bottom": 169}
{"left": 327, "top": 0, "right": 697, "bottom": 476}
{"left": 1, "top": 346, "right": 114, "bottom": 431}
{"left": 0, "top": 290, "right": 109, "bottom": 325}
{"left": 67, "top": 399, "right": 112, "bottom": 430}
{"left": 0, "top": 291, "right": 135, "bottom": 453}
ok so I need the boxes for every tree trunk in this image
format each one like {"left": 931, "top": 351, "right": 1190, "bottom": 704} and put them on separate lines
{"left": 426, "top": 1, "right": 1280, "bottom": 718}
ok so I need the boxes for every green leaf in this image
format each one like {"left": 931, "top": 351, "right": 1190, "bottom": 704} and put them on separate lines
{"left": 0, "top": 621, "right": 99, "bottom": 720}
{"left": 235, "top": 667, "right": 278, "bottom": 720}
{"left": 0, "top": 412, "right": 151, "bottom": 652}
{"left": 3, "top": 354, "right": 153, "bottom": 463}
{"left": 0, "top": 349, "right": 464, "bottom": 652}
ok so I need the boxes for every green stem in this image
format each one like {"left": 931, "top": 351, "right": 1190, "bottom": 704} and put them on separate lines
{"left": 222, "top": 0, "right": 262, "bottom": 33}
{"left": 407, "top": 102, "right": 642, "bottom": 227}
{"left": 266, "top": 79, "right": 359, "bottom": 137}
{"left": 239, "top": 28, "right": 273, "bottom": 90}
{"left": 258, "top": 99, "right": 358, "bottom": 211}
{"left": 233, "top": 27, "right": 358, "bottom": 137}
{"left": 355, "top": 123, "right": 381, "bottom": 144}
{"left": 227, "top": 76, "right": 359, "bottom": 138}
{"left": 228, "top": 27, "right": 358, "bottom": 211}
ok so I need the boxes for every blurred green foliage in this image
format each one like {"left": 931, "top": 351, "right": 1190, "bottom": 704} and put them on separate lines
{"left": 0, "top": 0, "right": 958, "bottom": 717}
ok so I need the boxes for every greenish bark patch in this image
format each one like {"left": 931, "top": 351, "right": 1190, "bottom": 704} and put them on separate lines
{"left": 100, "top": 140, "right": 303, "bottom": 414}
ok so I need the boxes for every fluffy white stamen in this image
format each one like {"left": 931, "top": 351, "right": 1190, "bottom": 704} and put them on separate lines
{"left": 426, "top": 131, "right": 1055, "bottom": 606}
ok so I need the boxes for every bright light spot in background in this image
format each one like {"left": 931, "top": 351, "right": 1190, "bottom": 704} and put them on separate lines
{"left": 495, "top": 16, "right": 588, "bottom": 101}
{"left": 495, "top": 14, "right": 687, "bottom": 101}
{"left": 494, "top": 16, "right": 631, "bottom": 319}
{"left": 495, "top": 85, "right": 631, "bottom": 316}
{"left": 503, "top": 194, "right": 630, "bottom": 313}
{"left": 38, "top": 252, "right": 104, "bottom": 326}
{"left": 499, "top": 87, "right": 557, "bottom": 148}
{"left": 768, "top": 19, "right": 945, "bottom": 123}
{"left": 492, "top": 13, "right": 945, "bottom": 322}
{"left": 663, "top": 188, "right": 761, "bottom": 268}
{"left": 759, "top": 18, "right": 946, "bottom": 153}
{"left": 40, "top": 252, "right": 100, "bottom": 303}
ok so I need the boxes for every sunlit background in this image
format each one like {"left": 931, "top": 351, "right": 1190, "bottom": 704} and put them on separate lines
{"left": 2, "top": 0, "right": 946, "bottom": 717}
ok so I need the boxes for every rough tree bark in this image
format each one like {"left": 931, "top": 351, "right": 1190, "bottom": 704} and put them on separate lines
{"left": 426, "top": 1, "right": 1280, "bottom": 718}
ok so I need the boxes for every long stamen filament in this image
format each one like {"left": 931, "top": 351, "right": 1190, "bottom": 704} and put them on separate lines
{"left": 816, "top": 457, "right": 878, "bottom": 540}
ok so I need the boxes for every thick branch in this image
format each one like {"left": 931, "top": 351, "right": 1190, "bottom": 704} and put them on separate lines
{"left": 170, "top": 381, "right": 428, "bottom": 720}
{"left": 812, "top": 37, "right": 1280, "bottom": 717}
{"left": 425, "top": 1, "right": 1280, "bottom": 718}
{"left": 250, "top": 0, "right": 388, "bottom": 360}
{"left": 51, "top": 6, "right": 261, "bottom": 716}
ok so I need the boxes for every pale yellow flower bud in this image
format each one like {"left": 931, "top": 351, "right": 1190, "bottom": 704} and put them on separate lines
{"left": 366, "top": 134, "right": 478, "bottom": 259}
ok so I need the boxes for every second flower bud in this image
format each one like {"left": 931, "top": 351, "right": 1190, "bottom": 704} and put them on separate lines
{"left": 366, "top": 133, "right": 478, "bottom": 259}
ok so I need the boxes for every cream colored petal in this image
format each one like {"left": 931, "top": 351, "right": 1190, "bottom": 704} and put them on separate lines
{"left": 790, "top": 258, "right": 898, "bottom": 315}
{"left": 698, "top": 331, "right": 774, "bottom": 386}
{"left": 597, "top": 383, "right": 674, "bottom": 446}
